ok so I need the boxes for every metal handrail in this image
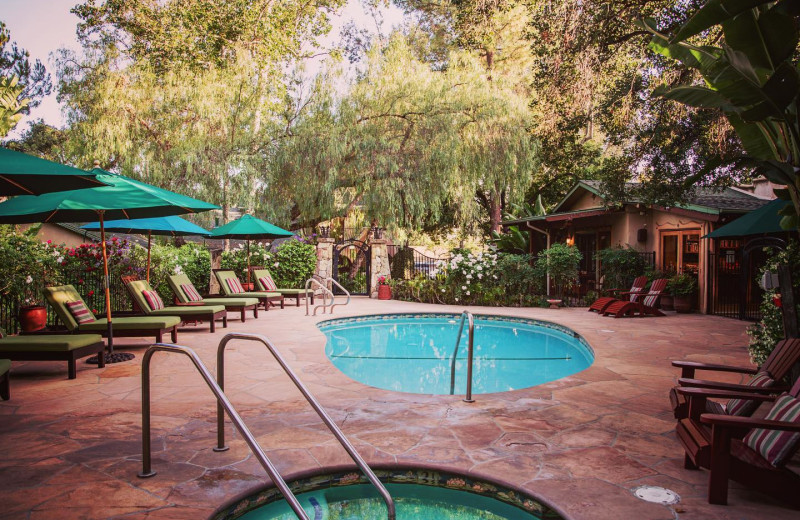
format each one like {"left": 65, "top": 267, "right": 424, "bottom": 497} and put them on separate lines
{"left": 320, "top": 276, "right": 351, "bottom": 314}
{"left": 215, "top": 333, "right": 396, "bottom": 520}
{"left": 305, "top": 277, "right": 333, "bottom": 316}
{"left": 449, "top": 311, "right": 476, "bottom": 403}
{"left": 137, "top": 344, "right": 311, "bottom": 520}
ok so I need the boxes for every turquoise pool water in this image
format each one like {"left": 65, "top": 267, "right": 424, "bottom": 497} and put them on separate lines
{"left": 319, "top": 314, "right": 593, "bottom": 395}
{"left": 237, "top": 483, "right": 542, "bottom": 519}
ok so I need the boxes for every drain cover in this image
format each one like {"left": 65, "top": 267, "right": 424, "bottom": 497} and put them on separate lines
{"left": 632, "top": 486, "right": 680, "bottom": 505}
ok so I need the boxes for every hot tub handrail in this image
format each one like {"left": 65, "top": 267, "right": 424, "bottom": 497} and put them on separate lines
{"left": 449, "top": 310, "right": 476, "bottom": 403}
{"left": 216, "top": 332, "right": 396, "bottom": 520}
{"left": 305, "top": 276, "right": 333, "bottom": 316}
{"left": 138, "top": 343, "right": 311, "bottom": 520}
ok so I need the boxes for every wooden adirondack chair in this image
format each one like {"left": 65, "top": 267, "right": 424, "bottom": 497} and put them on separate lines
{"left": 587, "top": 276, "right": 647, "bottom": 314}
{"left": 602, "top": 278, "right": 667, "bottom": 318}
{"left": 675, "top": 377, "right": 800, "bottom": 507}
{"left": 669, "top": 338, "right": 800, "bottom": 419}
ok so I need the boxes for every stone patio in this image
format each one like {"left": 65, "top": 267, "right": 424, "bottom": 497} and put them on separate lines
{"left": 0, "top": 298, "right": 796, "bottom": 520}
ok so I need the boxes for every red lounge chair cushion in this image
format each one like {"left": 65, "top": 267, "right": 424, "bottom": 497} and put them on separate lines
{"left": 181, "top": 283, "right": 202, "bottom": 302}
{"left": 744, "top": 393, "right": 800, "bottom": 467}
{"left": 226, "top": 277, "right": 245, "bottom": 294}
{"left": 258, "top": 276, "right": 277, "bottom": 291}
{"left": 726, "top": 372, "right": 775, "bottom": 416}
{"left": 143, "top": 290, "right": 165, "bottom": 311}
{"left": 66, "top": 300, "right": 96, "bottom": 324}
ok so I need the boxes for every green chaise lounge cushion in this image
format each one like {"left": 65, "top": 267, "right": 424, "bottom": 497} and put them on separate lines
{"left": 251, "top": 269, "right": 306, "bottom": 296}
{"left": 127, "top": 280, "right": 226, "bottom": 316}
{"left": 0, "top": 358, "right": 11, "bottom": 374}
{"left": 214, "top": 270, "right": 282, "bottom": 299}
{"left": 44, "top": 285, "right": 181, "bottom": 331}
{"left": 0, "top": 334, "right": 105, "bottom": 352}
{"left": 167, "top": 274, "right": 259, "bottom": 307}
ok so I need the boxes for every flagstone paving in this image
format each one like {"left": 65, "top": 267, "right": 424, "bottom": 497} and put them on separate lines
{"left": 0, "top": 298, "right": 796, "bottom": 519}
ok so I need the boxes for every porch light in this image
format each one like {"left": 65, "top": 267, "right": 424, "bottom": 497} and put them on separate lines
{"left": 566, "top": 236, "right": 575, "bottom": 246}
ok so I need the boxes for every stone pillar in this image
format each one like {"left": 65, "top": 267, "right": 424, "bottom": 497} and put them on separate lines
{"left": 209, "top": 247, "right": 223, "bottom": 295}
{"left": 370, "top": 238, "right": 390, "bottom": 298}
{"left": 316, "top": 238, "right": 335, "bottom": 290}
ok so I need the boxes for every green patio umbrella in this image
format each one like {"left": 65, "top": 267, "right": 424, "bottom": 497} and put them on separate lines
{"left": 209, "top": 214, "right": 294, "bottom": 284}
{"left": 0, "top": 166, "right": 219, "bottom": 362}
{"left": 81, "top": 216, "right": 211, "bottom": 282}
{"left": 0, "top": 147, "right": 107, "bottom": 195}
{"left": 704, "top": 199, "right": 791, "bottom": 238}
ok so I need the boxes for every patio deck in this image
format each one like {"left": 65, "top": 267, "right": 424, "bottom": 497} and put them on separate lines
{"left": 0, "top": 298, "right": 795, "bottom": 520}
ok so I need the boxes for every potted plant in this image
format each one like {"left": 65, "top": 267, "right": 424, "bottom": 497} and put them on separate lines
{"left": 377, "top": 275, "right": 391, "bottom": 300}
{"left": 668, "top": 273, "right": 697, "bottom": 313}
{"left": 0, "top": 232, "right": 58, "bottom": 332}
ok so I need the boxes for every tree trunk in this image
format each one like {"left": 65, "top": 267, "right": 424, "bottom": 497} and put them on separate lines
{"left": 489, "top": 189, "right": 503, "bottom": 234}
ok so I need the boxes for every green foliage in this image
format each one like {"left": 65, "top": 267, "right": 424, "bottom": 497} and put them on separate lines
{"left": 0, "top": 20, "right": 52, "bottom": 111}
{"left": 390, "top": 246, "right": 416, "bottom": 280}
{"left": 490, "top": 226, "right": 530, "bottom": 255}
{"left": 667, "top": 273, "right": 697, "bottom": 297}
{"left": 0, "top": 230, "right": 58, "bottom": 305}
{"left": 271, "top": 239, "right": 316, "bottom": 288}
{"left": 534, "top": 244, "right": 582, "bottom": 299}
{"left": 131, "top": 242, "right": 211, "bottom": 298}
{"left": 597, "top": 246, "right": 648, "bottom": 290}
{"left": 0, "top": 75, "right": 27, "bottom": 137}
{"left": 643, "top": 1, "right": 800, "bottom": 230}
{"left": 220, "top": 243, "right": 272, "bottom": 281}
{"left": 748, "top": 241, "right": 800, "bottom": 365}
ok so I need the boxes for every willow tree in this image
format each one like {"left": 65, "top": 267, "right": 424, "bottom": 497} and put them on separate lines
{"left": 271, "top": 36, "right": 538, "bottom": 234}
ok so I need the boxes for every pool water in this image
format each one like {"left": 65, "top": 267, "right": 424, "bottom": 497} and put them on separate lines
{"left": 319, "top": 314, "right": 593, "bottom": 395}
{"left": 237, "top": 483, "right": 542, "bottom": 519}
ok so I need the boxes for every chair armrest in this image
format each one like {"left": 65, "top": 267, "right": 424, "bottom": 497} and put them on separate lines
{"left": 677, "top": 386, "right": 780, "bottom": 401}
{"left": 173, "top": 302, "right": 205, "bottom": 306}
{"left": 677, "top": 378, "right": 785, "bottom": 393}
{"left": 701, "top": 414, "right": 800, "bottom": 433}
{"left": 672, "top": 360, "right": 757, "bottom": 379}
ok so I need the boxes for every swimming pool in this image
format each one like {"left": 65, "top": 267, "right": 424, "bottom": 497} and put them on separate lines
{"left": 319, "top": 314, "right": 593, "bottom": 395}
{"left": 212, "top": 467, "right": 565, "bottom": 520}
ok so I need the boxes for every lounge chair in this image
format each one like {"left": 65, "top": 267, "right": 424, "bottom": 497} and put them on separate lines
{"left": 251, "top": 267, "right": 312, "bottom": 307}
{"left": 166, "top": 273, "right": 259, "bottom": 321}
{"left": 588, "top": 275, "right": 647, "bottom": 314}
{"left": 0, "top": 358, "right": 10, "bottom": 398}
{"left": 676, "top": 378, "right": 800, "bottom": 507}
{"left": 45, "top": 285, "right": 180, "bottom": 343}
{"left": 124, "top": 279, "right": 228, "bottom": 333}
{"left": 212, "top": 269, "right": 285, "bottom": 310}
{"left": 0, "top": 334, "right": 105, "bottom": 379}
{"left": 602, "top": 278, "right": 668, "bottom": 318}
{"left": 669, "top": 338, "right": 800, "bottom": 419}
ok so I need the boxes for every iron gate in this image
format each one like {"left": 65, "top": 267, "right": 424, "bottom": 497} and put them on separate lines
{"left": 333, "top": 239, "right": 371, "bottom": 295}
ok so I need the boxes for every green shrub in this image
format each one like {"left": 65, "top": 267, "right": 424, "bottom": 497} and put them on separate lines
{"left": 390, "top": 246, "right": 415, "bottom": 280}
{"left": 0, "top": 230, "right": 59, "bottom": 305}
{"left": 534, "top": 244, "right": 581, "bottom": 299}
{"left": 597, "top": 246, "right": 648, "bottom": 290}
{"left": 220, "top": 242, "right": 272, "bottom": 281}
{"left": 748, "top": 241, "right": 800, "bottom": 366}
{"left": 271, "top": 239, "right": 316, "bottom": 288}
{"left": 667, "top": 273, "right": 697, "bottom": 297}
{"left": 131, "top": 242, "right": 211, "bottom": 298}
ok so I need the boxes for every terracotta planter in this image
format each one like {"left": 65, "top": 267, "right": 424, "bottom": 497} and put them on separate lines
{"left": 377, "top": 285, "right": 391, "bottom": 300}
{"left": 660, "top": 294, "right": 674, "bottom": 311}
{"left": 18, "top": 305, "right": 47, "bottom": 332}
{"left": 673, "top": 295, "right": 693, "bottom": 313}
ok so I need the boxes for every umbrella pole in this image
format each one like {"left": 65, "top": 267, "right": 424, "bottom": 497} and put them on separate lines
{"left": 147, "top": 231, "right": 151, "bottom": 283}
{"left": 246, "top": 239, "right": 251, "bottom": 285}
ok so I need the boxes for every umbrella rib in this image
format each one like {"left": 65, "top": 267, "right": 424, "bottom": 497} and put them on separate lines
{"left": 0, "top": 175, "right": 34, "bottom": 195}
{"left": 44, "top": 209, "right": 58, "bottom": 223}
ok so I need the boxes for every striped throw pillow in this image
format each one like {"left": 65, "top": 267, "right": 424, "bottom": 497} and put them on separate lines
{"left": 142, "top": 290, "right": 165, "bottom": 311}
{"left": 226, "top": 277, "right": 245, "bottom": 294}
{"left": 628, "top": 287, "right": 641, "bottom": 302}
{"left": 66, "top": 300, "right": 96, "bottom": 324}
{"left": 726, "top": 372, "right": 775, "bottom": 416}
{"left": 642, "top": 292, "right": 660, "bottom": 307}
{"left": 259, "top": 276, "right": 277, "bottom": 291}
{"left": 743, "top": 393, "right": 800, "bottom": 467}
{"left": 180, "top": 283, "right": 202, "bottom": 302}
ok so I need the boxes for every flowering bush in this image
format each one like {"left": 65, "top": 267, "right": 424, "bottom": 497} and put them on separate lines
{"left": 130, "top": 242, "right": 211, "bottom": 298}
{"left": 0, "top": 230, "right": 59, "bottom": 306}
{"left": 219, "top": 238, "right": 315, "bottom": 288}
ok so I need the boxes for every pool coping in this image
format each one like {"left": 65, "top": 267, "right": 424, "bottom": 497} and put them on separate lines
{"left": 210, "top": 462, "right": 574, "bottom": 520}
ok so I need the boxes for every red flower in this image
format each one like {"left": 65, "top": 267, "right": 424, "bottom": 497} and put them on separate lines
{"left": 88, "top": 290, "right": 95, "bottom": 297}
{"left": 92, "top": 309, "right": 98, "bottom": 314}
{"left": 78, "top": 279, "right": 84, "bottom": 284}
{"left": 773, "top": 295, "right": 783, "bottom": 308}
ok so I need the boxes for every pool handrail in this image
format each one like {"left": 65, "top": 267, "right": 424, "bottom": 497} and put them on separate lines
{"left": 137, "top": 343, "right": 311, "bottom": 520}
{"left": 449, "top": 310, "right": 476, "bottom": 402}
{"left": 305, "top": 276, "right": 333, "bottom": 315}
{"left": 215, "top": 332, "right": 396, "bottom": 520}
{"left": 322, "top": 276, "right": 351, "bottom": 314}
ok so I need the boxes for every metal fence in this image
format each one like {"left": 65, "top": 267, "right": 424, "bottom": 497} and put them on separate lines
{"left": 0, "top": 269, "right": 132, "bottom": 334}
{"left": 387, "top": 245, "right": 447, "bottom": 280}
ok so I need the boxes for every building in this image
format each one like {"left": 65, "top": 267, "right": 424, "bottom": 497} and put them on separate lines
{"left": 503, "top": 180, "right": 771, "bottom": 314}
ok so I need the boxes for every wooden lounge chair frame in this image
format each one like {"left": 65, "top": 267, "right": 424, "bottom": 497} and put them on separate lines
{"left": 249, "top": 266, "right": 314, "bottom": 307}
{"left": 602, "top": 278, "right": 668, "bottom": 318}
{"left": 675, "top": 378, "right": 800, "bottom": 507}
{"left": 122, "top": 277, "right": 228, "bottom": 333}
{"left": 669, "top": 338, "right": 800, "bottom": 419}
{"left": 0, "top": 337, "right": 105, "bottom": 379}
{"left": 211, "top": 269, "right": 285, "bottom": 310}
{"left": 0, "top": 359, "right": 10, "bottom": 398}
{"left": 44, "top": 285, "right": 179, "bottom": 343}
{"left": 588, "top": 275, "right": 647, "bottom": 314}
{"left": 166, "top": 273, "right": 259, "bottom": 321}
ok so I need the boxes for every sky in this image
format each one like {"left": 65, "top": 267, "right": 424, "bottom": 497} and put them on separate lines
{"left": 1, "top": 0, "right": 405, "bottom": 137}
